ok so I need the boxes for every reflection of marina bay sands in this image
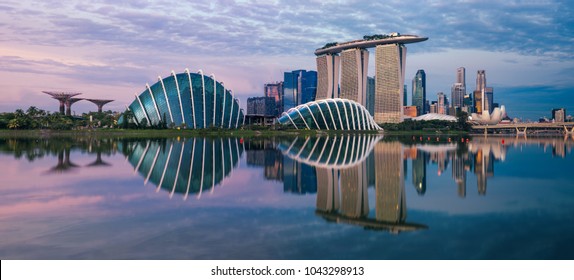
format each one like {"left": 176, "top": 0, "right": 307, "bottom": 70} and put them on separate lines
{"left": 120, "top": 135, "right": 572, "bottom": 212}
{"left": 124, "top": 138, "right": 243, "bottom": 199}
{"left": 277, "top": 136, "right": 427, "bottom": 233}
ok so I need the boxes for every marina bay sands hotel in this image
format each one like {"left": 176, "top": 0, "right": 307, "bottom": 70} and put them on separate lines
{"left": 314, "top": 33, "right": 427, "bottom": 123}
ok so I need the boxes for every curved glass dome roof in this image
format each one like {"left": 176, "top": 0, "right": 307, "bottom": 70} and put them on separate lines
{"left": 278, "top": 98, "right": 382, "bottom": 130}
{"left": 126, "top": 69, "right": 244, "bottom": 128}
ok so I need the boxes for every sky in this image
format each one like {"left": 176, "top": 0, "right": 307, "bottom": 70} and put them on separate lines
{"left": 0, "top": 0, "right": 573, "bottom": 120}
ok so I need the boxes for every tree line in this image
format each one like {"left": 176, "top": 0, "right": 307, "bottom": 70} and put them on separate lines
{"left": 0, "top": 106, "right": 117, "bottom": 130}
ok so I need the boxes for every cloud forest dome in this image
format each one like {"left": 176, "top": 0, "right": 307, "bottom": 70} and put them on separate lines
{"left": 126, "top": 69, "right": 244, "bottom": 128}
{"left": 278, "top": 99, "right": 383, "bottom": 131}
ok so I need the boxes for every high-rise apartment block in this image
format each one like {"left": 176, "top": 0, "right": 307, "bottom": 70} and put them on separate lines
{"left": 412, "top": 69, "right": 426, "bottom": 116}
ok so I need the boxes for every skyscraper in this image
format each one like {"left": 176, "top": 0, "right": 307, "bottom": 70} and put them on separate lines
{"left": 316, "top": 54, "right": 340, "bottom": 100}
{"left": 366, "top": 76, "right": 375, "bottom": 116}
{"left": 375, "top": 44, "right": 406, "bottom": 124}
{"left": 437, "top": 92, "right": 447, "bottom": 115}
{"left": 451, "top": 83, "right": 465, "bottom": 109}
{"left": 300, "top": 71, "right": 317, "bottom": 104}
{"left": 264, "top": 82, "right": 283, "bottom": 116}
{"left": 476, "top": 70, "right": 486, "bottom": 92}
{"left": 457, "top": 67, "right": 466, "bottom": 86}
{"left": 403, "top": 84, "right": 408, "bottom": 106}
{"left": 314, "top": 34, "right": 427, "bottom": 125}
{"left": 412, "top": 69, "right": 426, "bottom": 115}
{"left": 474, "top": 70, "right": 493, "bottom": 114}
{"left": 473, "top": 90, "right": 483, "bottom": 114}
{"left": 283, "top": 70, "right": 317, "bottom": 112}
{"left": 485, "top": 87, "right": 494, "bottom": 114}
{"left": 340, "top": 48, "right": 369, "bottom": 106}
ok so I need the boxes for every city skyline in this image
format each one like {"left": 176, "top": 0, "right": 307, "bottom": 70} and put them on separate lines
{"left": 0, "top": 1, "right": 573, "bottom": 120}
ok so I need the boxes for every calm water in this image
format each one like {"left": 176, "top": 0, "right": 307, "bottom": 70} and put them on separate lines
{"left": 1, "top": 135, "right": 573, "bottom": 260}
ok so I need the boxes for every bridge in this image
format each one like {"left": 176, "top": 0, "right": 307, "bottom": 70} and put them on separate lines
{"left": 472, "top": 122, "right": 574, "bottom": 136}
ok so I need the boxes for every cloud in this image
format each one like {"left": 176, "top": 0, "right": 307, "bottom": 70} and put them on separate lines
{"left": 0, "top": 0, "right": 572, "bottom": 114}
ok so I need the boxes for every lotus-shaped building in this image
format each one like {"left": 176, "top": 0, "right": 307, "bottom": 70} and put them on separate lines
{"left": 278, "top": 98, "right": 382, "bottom": 130}
{"left": 470, "top": 106, "right": 506, "bottom": 125}
{"left": 124, "top": 69, "right": 244, "bottom": 128}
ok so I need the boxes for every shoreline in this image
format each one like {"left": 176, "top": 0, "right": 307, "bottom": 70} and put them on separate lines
{"left": 2, "top": 129, "right": 569, "bottom": 139}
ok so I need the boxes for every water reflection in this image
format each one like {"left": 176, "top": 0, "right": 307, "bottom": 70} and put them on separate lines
{"left": 122, "top": 138, "right": 243, "bottom": 199}
{"left": 0, "top": 137, "right": 117, "bottom": 173}
{"left": 275, "top": 136, "right": 427, "bottom": 233}
{"left": 2, "top": 135, "right": 573, "bottom": 233}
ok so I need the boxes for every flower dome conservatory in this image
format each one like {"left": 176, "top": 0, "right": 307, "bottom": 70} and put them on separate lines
{"left": 278, "top": 98, "right": 382, "bottom": 130}
{"left": 124, "top": 69, "right": 244, "bottom": 128}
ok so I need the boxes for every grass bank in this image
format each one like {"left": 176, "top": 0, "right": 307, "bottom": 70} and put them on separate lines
{"left": 0, "top": 128, "right": 381, "bottom": 139}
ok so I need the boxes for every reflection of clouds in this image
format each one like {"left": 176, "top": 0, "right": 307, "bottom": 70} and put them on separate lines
{"left": 0, "top": 195, "right": 103, "bottom": 218}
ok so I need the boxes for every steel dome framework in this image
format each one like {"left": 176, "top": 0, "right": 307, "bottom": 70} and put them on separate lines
{"left": 278, "top": 98, "right": 382, "bottom": 131}
{"left": 127, "top": 69, "right": 244, "bottom": 128}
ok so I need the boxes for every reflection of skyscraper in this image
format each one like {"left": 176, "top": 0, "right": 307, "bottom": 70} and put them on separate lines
{"left": 316, "top": 168, "right": 340, "bottom": 212}
{"left": 452, "top": 153, "right": 466, "bottom": 197}
{"left": 340, "top": 162, "right": 369, "bottom": 218}
{"left": 264, "top": 149, "right": 284, "bottom": 181}
{"left": 412, "top": 150, "right": 427, "bottom": 195}
{"left": 375, "top": 142, "right": 406, "bottom": 223}
{"left": 474, "top": 148, "right": 494, "bottom": 195}
{"left": 283, "top": 157, "right": 317, "bottom": 194}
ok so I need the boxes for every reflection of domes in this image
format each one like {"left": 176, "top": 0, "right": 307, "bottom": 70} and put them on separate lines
{"left": 125, "top": 69, "right": 244, "bottom": 128}
{"left": 470, "top": 106, "right": 506, "bottom": 125}
{"left": 278, "top": 98, "right": 382, "bottom": 130}
{"left": 124, "top": 138, "right": 243, "bottom": 199}
{"left": 278, "top": 135, "right": 383, "bottom": 169}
